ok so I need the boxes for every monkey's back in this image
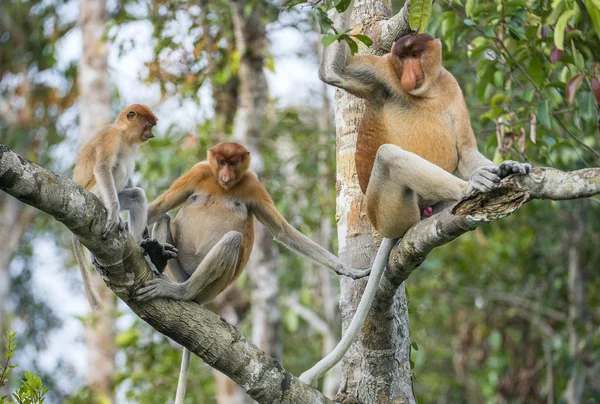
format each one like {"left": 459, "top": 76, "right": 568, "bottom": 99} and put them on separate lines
{"left": 73, "top": 125, "right": 121, "bottom": 191}
{"left": 356, "top": 69, "right": 461, "bottom": 194}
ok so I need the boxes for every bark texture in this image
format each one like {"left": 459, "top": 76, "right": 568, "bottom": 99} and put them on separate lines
{"left": 231, "top": 0, "right": 283, "bottom": 363}
{"left": 78, "top": 0, "right": 116, "bottom": 399}
{"left": 0, "top": 144, "right": 331, "bottom": 404}
{"left": 332, "top": 1, "right": 414, "bottom": 402}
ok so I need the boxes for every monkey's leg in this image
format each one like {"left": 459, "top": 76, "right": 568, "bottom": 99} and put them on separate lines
{"left": 118, "top": 187, "right": 148, "bottom": 242}
{"left": 366, "top": 144, "right": 468, "bottom": 238}
{"left": 135, "top": 231, "right": 242, "bottom": 302}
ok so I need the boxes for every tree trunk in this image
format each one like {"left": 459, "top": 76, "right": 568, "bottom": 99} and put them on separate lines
{"left": 333, "top": 1, "right": 414, "bottom": 402}
{"left": 564, "top": 202, "right": 586, "bottom": 404}
{"left": 231, "top": 1, "right": 282, "bottom": 363}
{"left": 78, "top": 0, "right": 116, "bottom": 400}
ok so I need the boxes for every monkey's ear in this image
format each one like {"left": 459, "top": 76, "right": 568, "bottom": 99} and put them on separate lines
{"left": 246, "top": 152, "right": 250, "bottom": 156}
{"left": 209, "top": 148, "right": 213, "bottom": 152}
{"left": 127, "top": 110, "right": 137, "bottom": 120}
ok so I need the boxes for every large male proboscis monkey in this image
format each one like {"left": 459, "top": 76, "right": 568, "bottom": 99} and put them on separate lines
{"left": 135, "top": 142, "right": 370, "bottom": 404}
{"left": 298, "top": 4, "right": 532, "bottom": 386}
{"left": 73, "top": 104, "right": 159, "bottom": 311}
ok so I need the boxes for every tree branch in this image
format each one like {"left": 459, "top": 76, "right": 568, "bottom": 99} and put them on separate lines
{"left": 376, "top": 167, "right": 600, "bottom": 305}
{"left": 0, "top": 143, "right": 331, "bottom": 404}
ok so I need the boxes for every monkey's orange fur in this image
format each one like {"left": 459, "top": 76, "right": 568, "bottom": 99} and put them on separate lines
{"left": 74, "top": 104, "right": 158, "bottom": 191}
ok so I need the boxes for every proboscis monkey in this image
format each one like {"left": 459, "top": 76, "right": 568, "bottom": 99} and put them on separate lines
{"left": 299, "top": 6, "right": 531, "bottom": 386}
{"left": 73, "top": 104, "right": 164, "bottom": 310}
{"left": 135, "top": 142, "right": 370, "bottom": 404}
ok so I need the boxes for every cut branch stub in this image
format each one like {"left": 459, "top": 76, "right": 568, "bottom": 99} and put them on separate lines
{"left": 453, "top": 177, "right": 532, "bottom": 221}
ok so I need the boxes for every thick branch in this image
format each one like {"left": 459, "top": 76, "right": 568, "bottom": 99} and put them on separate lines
{"left": 0, "top": 143, "right": 330, "bottom": 404}
{"left": 377, "top": 167, "right": 600, "bottom": 305}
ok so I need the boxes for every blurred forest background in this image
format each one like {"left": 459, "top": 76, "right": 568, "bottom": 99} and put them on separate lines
{"left": 0, "top": 0, "right": 599, "bottom": 403}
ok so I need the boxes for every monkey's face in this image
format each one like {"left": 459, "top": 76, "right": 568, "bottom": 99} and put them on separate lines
{"left": 209, "top": 142, "right": 251, "bottom": 190}
{"left": 124, "top": 105, "right": 158, "bottom": 143}
{"left": 215, "top": 156, "right": 244, "bottom": 189}
{"left": 391, "top": 34, "right": 441, "bottom": 96}
{"left": 140, "top": 119, "right": 156, "bottom": 142}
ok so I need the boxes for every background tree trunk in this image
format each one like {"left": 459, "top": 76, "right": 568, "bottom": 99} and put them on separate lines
{"left": 333, "top": 1, "right": 414, "bottom": 402}
{"left": 231, "top": 1, "right": 282, "bottom": 363}
{"left": 564, "top": 202, "right": 586, "bottom": 404}
{"left": 78, "top": 0, "right": 116, "bottom": 400}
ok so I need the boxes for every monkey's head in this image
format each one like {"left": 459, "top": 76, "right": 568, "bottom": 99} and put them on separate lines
{"left": 119, "top": 104, "right": 158, "bottom": 143}
{"left": 208, "top": 142, "right": 251, "bottom": 190}
{"left": 391, "top": 34, "right": 442, "bottom": 96}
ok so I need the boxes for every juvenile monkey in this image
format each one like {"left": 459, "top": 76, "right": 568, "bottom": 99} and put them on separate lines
{"left": 73, "top": 104, "right": 158, "bottom": 310}
{"left": 299, "top": 6, "right": 531, "bottom": 385}
{"left": 135, "top": 142, "right": 369, "bottom": 404}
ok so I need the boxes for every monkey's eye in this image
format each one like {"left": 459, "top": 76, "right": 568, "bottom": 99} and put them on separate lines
{"left": 230, "top": 161, "right": 237, "bottom": 167}
{"left": 412, "top": 52, "right": 418, "bottom": 58}
{"left": 220, "top": 161, "right": 226, "bottom": 166}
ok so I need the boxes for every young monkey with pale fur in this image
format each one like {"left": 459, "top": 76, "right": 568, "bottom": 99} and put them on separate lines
{"left": 299, "top": 5, "right": 531, "bottom": 386}
{"left": 135, "top": 142, "right": 369, "bottom": 404}
{"left": 73, "top": 104, "right": 176, "bottom": 310}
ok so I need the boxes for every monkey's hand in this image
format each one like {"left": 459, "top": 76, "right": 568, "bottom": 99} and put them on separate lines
{"left": 497, "top": 160, "right": 532, "bottom": 179}
{"left": 337, "top": 264, "right": 371, "bottom": 279}
{"left": 140, "top": 238, "right": 178, "bottom": 274}
{"left": 465, "top": 165, "right": 501, "bottom": 194}
{"left": 102, "top": 204, "right": 123, "bottom": 239}
{"left": 135, "top": 276, "right": 184, "bottom": 302}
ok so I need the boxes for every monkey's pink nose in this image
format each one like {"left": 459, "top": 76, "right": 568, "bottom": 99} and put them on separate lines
{"left": 423, "top": 207, "right": 433, "bottom": 217}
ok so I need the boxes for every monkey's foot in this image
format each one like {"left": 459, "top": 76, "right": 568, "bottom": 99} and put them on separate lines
{"left": 497, "top": 160, "right": 532, "bottom": 178}
{"left": 338, "top": 264, "right": 371, "bottom": 279}
{"left": 140, "top": 239, "right": 178, "bottom": 274}
{"left": 135, "top": 277, "right": 183, "bottom": 302}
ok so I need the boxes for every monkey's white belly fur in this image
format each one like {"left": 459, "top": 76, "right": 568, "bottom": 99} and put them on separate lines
{"left": 171, "top": 192, "right": 249, "bottom": 276}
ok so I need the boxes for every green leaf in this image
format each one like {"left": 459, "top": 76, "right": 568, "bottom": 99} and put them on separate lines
{"left": 581, "top": 92, "right": 595, "bottom": 122}
{"left": 409, "top": 0, "right": 433, "bottom": 33}
{"left": 554, "top": 9, "right": 575, "bottom": 50}
{"left": 353, "top": 34, "right": 373, "bottom": 46}
{"left": 335, "top": 0, "right": 352, "bottom": 12}
{"left": 316, "top": 8, "right": 333, "bottom": 33}
{"left": 321, "top": 33, "right": 338, "bottom": 48}
{"left": 282, "top": 0, "right": 306, "bottom": 9}
{"left": 411, "top": 341, "right": 420, "bottom": 351}
{"left": 527, "top": 57, "right": 545, "bottom": 89}
{"left": 585, "top": 0, "right": 600, "bottom": 40}
{"left": 345, "top": 37, "right": 359, "bottom": 55}
{"left": 537, "top": 100, "right": 552, "bottom": 129}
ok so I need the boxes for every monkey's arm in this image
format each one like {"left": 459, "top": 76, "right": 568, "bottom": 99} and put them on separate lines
{"left": 147, "top": 163, "right": 208, "bottom": 225}
{"left": 320, "top": 41, "right": 390, "bottom": 98}
{"left": 319, "top": 6, "right": 390, "bottom": 98}
{"left": 249, "top": 180, "right": 369, "bottom": 279}
{"left": 93, "top": 151, "right": 122, "bottom": 238}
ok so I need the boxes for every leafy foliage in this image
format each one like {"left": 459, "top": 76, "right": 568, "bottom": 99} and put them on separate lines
{"left": 0, "top": 332, "right": 50, "bottom": 404}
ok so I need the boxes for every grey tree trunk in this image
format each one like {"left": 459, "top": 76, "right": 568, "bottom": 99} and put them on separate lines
{"left": 331, "top": 1, "right": 414, "bottom": 402}
{"left": 78, "top": 0, "right": 116, "bottom": 399}
{"left": 564, "top": 203, "right": 586, "bottom": 404}
{"left": 231, "top": 1, "right": 282, "bottom": 363}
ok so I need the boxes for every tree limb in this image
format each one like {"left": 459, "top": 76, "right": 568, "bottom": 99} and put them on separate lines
{"left": 377, "top": 167, "right": 600, "bottom": 306}
{"left": 0, "top": 143, "right": 331, "bottom": 404}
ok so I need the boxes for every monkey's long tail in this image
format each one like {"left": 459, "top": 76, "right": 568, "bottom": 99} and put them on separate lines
{"left": 72, "top": 234, "right": 102, "bottom": 311}
{"left": 175, "top": 347, "right": 191, "bottom": 404}
{"left": 299, "top": 237, "right": 396, "bottom": 386}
